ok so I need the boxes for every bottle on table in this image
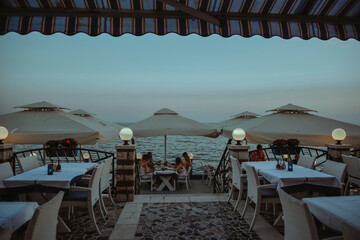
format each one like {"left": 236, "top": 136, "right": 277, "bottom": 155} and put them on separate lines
{"left": 56, "top": 159, "right": 61, "bottom": 172}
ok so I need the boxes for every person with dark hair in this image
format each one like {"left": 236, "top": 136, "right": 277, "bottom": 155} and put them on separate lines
{"left": 147, "top": 151, "right": 161, "bottom": 169}
{"left": 251, "top": 144, "right": 266, "bottom": 161}
{"left": 175, "top": 157, "right": 186, "bottom": 173}
{"left": 182, "top": 152, "right": 192, "bottom": 171}
{"left": 139, "top": 154, "right": 153, "bottom": 174}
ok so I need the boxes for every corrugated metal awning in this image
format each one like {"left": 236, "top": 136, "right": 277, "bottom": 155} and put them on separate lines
{"left": 0, "top": 0, "right": 359, "bottom": 40}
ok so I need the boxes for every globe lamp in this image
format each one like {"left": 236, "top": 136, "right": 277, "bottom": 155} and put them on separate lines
{"left": 232, "top": 128, "right": 246, "bottom": 145}
{"left": 119, "top": 128, "right": 133, "bottom": 145}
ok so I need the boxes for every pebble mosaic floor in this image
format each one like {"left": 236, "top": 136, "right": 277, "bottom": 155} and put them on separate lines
{"left": 135, "top": 202, "right": 261, "bottom": 240}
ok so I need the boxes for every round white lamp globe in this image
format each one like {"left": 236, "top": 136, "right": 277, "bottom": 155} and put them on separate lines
{"left": 332, "top": 128, "right": 346, "bottom": 144}
{"left": 30, "top": 153, "right": 37, "bottom": 157}
{"left": 188, "top": 153, "right": 193, "bottom": 160}
{"left": 119, "top": 128, "right": 133, "bottom": 145}
{"left": 232, "top": 128, "right": 246, "bottom": 145}
{"left": 0, "top": 126, "right": 9, "bottom": 144}
{"left": 136, "top": 153, "right": 142, "bottom": 159}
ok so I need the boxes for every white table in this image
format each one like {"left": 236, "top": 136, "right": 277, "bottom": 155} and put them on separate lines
{"left": 303, "top": 195, "right": 360, "bottom": 232}
{"left": 0, "top": 202, "right": 39, "bottom": 231}
{"left": 243, "top": 161, "right": 341, "bottom": 190}
{"left": 1, "top": 163, "right": 97, "bottom": 189}
{"left": 154, "top": 169, "right": 177, "bottom": 191}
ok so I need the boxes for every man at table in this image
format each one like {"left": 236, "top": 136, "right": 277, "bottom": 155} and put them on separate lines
{"left": 175, "top": 157, "right": 186, "bottom": 174}
{"left": 147, "top": 152, "right": 161, "bottom": 170}
{"left": 139, "top": 154, "right": 153, "bottom": 174}
{"left": 251, "top": 144, "right": 266, "bottom": 161}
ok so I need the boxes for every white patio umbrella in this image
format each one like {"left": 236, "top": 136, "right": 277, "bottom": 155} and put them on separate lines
{"left": 0, "top": 102, "right": 109, "bottom": 144}
{"left": 129, "top": 108, "right": 220, "bottom": 161}
{"left": 217, "top": 111, "right": 260, "bottom": 139}
{"left": 223, "top": 104, "right": 360, "bottom": 147}
{"left": 69, "top": 109, "right": 123, "bottom": 144}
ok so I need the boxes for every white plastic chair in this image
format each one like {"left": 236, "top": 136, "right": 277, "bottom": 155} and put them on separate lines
{"left": 178, "top": 167, "right": 191, "bottom": 191}
{"left": 24, "top": 191, "right": 64, "bottom": 240}
{"left": 241, "top": 163, "right": 279, "bottom": 231}
{"left": 322, "top": 160, "right": 347, "bottom": 194}
{"left": 200, "top": 161, "right": 207, "bottom": 182}
{"left": 297, "top": 155, "right": 316, "bottom": 169}
{"left": 278, "top": 188, "right": 318, "bottom": 240}
{"left": 99, "top": 157, "right": 115, "bottom": 215}
{"left": 341, "top": 222, "right": 360, "bottom": 240}
{"left": 227, "top": 156, "right": 247, "bottom": 211}
{"left": 61, "top": 164, "right": 105, "bottom": 235}
{"left": 342, "top": 154, "right": 360, "bottom": 195}
{"left": 17, "top": 156, "right": 40, "bottom": 173}
{"left": 139, "top": 165, "right": 154, "bottom": 191}
{"left": 0, "top": 162, "right": 13, "bottom": 180}
{"left": 206, "top": 165, "right": 215, "bottom": 187}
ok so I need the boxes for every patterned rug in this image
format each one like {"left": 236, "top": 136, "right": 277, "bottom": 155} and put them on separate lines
{"left": 135, "top": 202, "right": 261, "bottom": 240}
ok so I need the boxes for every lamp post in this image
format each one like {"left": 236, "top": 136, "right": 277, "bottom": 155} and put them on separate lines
{"left": 332, "top": 128, "right": 346, "bottom": 145}
{"left": 0, "top": 126, "right": 13, "bottom": 164}
{"left": 119, "top": 128, "right": 133, "bottom": 145}
{"left": 0, "top": 126, "right": 8, "bottom": 144}
{"left": 326, "top": 128, "right": 350, "bottom": 163}
{"left": 232, "top": 128, "right": 246, "bottom": 145}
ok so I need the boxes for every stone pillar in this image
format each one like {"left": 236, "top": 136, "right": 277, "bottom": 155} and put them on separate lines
{"left": 0, "top": 144, "right": 13, "bottom": 164}
{"left": 228, "top": 144, "right": 250, "bottom": 200}
{"left": 326, "top": 144, "right": 351, "bottom": 163}
{"left": 115, "top": 144, "right": 136, "bottom": 202}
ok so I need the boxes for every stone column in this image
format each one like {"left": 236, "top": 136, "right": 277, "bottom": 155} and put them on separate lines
{"left": 228, "top": 144, "right": 250, "bottom": 200}
{"left": 326, "top": 144, "right": 351, "bottom": 163}
{"left": 115, "top": 144, "right": 136, "bottom": 202}
{"left": 0, "top": 144, "right": 13, "bottom": 164}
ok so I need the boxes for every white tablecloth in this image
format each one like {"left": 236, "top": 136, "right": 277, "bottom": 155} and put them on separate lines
{"left": 243, "top": 161, "right": 342, "bottom": 189}
{"left": 1, "top": 163, "right": 97, "bottom": 189}
{"left": 303, "top": 195, "right": 360, "bottom": 232}
{"left": 0, "top": 202, "right": 39, "bottom": 231}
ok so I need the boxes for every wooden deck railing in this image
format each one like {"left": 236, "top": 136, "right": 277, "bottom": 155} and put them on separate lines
{"left": 11, "top": 147, "right": 116, "bottom": 192}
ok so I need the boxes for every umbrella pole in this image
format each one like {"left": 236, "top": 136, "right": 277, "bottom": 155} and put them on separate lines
{"left": 164, "top": 135, "right": 167, "bottom": 162}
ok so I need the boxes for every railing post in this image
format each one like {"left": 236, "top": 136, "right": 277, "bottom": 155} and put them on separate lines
{"left": 326, "top": 144, "right": 351, "bottom": 162}
{"left": 115, "top": 144, "right": 136, "bottom": 202}
{"left": 0, "top": 144, "right": 13, "bottom": 164}
{"left": 228, "top": 144, "right": 250, "bottom": 200}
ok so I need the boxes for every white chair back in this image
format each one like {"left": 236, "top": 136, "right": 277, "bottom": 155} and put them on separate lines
{"left": 230, "top": 156, "right": 242, "bottom": 189}
{"left": 24, "top": 191, "right": 64, "bottom": 240}
{"left": 0, "top": 162, "right": 13, "bottom": 180}
{"left": 278, "top": 188, "right": 318, "bottom": 240}
{"left": 297, "top": 155, "right": 316, "bottom": 169}
{"left": 89, "top": 164, "right": 104, "bottom": 204}
{"left": 17, "top": 156, "right": 40, "bottom": 172}
{"left": 342, "top": 154, "right": 360, "bottom": 178}
{"left": 322, "top": 160, "right": 347, "bottom": 184}
{"left": 100, "top": 157, "right": 112, "bottom": 192}
{"left": 243, "top": 163, "right": 260, "bottom": 204}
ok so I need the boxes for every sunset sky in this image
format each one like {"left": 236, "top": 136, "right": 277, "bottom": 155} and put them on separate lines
{"left": 0, "top": 33, "right": 359, "bottom": 125}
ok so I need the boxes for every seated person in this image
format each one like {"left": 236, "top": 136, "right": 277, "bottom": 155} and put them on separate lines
{"left": 182, "top": 152, "right": 192, "bottom": 171}
{"left": 175, "top": 157, "right": 186, "bottom": 174}
{"left": 147, "top": 152, "right": 161, "bottom": 169}
{"left": 139, "top": 154, "right": 153, "bottom": 174}
{"left": 251, "top": 144, "right": 266, "bottom": 161}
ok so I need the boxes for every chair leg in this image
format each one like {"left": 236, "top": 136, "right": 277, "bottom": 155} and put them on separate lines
{"left": 88, "top": 204, "right": 101, "bottom": 235}
{"left": 98, "top": 200, "right": 106, "bottom": 221}
{"left": 108, "top": 189, "right": 115, "bottom": 206}
{"left": 99, "top": 193, "right": 108, "bottom": 216}
{"left": 185, "top": 180, "right": 189, "bottom": 192}
{"left": 202, "top": 172, "right": 205, "bottom": 183}
{"left": 227, "top": 186, "right": 234, "bottom": 203}
{"left": 241, "top": 197, "right": 250, "bottom": 219}
{"left": 273, "top": 203, "right": 276, "bottom": 216}
{"left": 234, "top": 188, "right": 243, "bottom": 212}
{"left": 345, "top": 181, "right": 350, "bottom": 195}
{"left": 249, "top": 203, "right": 261, "bottom": 231}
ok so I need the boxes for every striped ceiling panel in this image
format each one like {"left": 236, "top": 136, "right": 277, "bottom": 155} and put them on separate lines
{"left": 0, "top": 0, "right": 359, "bottom": 40}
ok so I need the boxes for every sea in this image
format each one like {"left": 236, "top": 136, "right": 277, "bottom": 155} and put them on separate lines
{"left": 12, "top": 122, "right": 260, "bottom": 175}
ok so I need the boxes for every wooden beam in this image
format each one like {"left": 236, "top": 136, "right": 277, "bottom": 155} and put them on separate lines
{"left": 157, "top": 0, "right": 221, "bottom": 26}
{"left": 0, "top": 8, "right": 359, "bottom": 25}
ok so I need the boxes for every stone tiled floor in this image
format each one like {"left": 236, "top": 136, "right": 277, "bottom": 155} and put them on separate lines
{"left": 135, "top": 202, "right": 261, "bottom": 240}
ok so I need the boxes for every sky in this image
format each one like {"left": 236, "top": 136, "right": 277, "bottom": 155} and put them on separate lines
{"left": 0, "top": 32, "right": 359, "bottom": 125}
